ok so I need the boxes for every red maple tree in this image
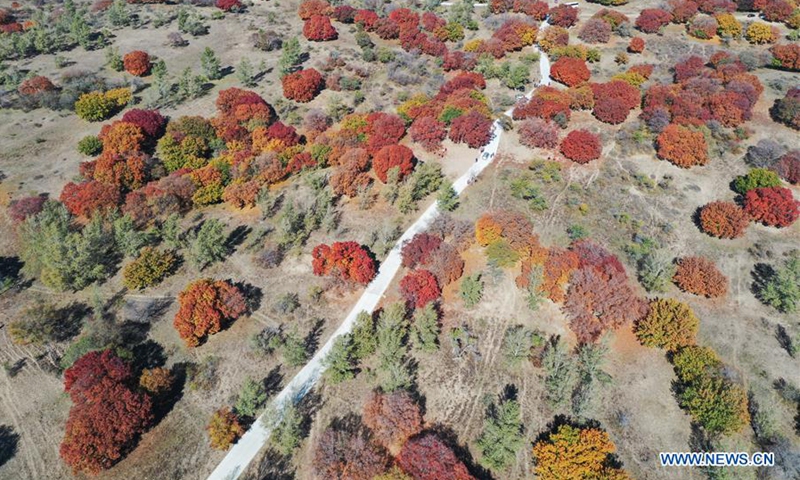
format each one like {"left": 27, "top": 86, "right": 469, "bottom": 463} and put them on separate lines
{"left": 743, "top": 186, "right": 799, "bottom": 228}
{"left": 400, "top": 269, "right": 441, "bottom": 309}
{"left": 312, "top": 241, "right": 377, "bottom": 284}
{"left": 304, "top": 15, "right": 338, "bottom": 41}
{"left": 560, "top": 130, "right": 601, "bottom": 164}
{"left": 397, "top": 433, "right": 475, "bottom": 480}
{"left": 282, "top": 68, "right": 325, "bottom": 103}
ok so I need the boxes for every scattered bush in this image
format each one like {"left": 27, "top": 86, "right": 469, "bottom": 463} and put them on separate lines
{"left": 745, "top": 22, "right": 776, "bottom": 44}
{"left": 123, "top": 51, "right": 151, "bottom": 76}
{"left": 518, "top": 118, "right": 559, "bottom": 149}
{"left": 373, "top": 145, "right": 415, "bottom": 183}
{"left": 282, "top": 68, "right": 324, "bottom": 102}
{"left": 770, "top": 87, "right": 799, "bottom": 130}
{"left": 733, "top": 168, "right": 782, "bottom": 194}
{"left": 578, "top": 18, "right": 612, "bottom": 43}
{"left": 560, "top": 130, "right": 601, "bottom": 164}
{"left": 698, "top": 201, "right": 749, "bottom": 239}
{"left": 173, "top": 279, "right": 247, "bottom": 347}
{"left": 304, "top": 15, "right": 338, "bottom": 41}
{"left": 769, "top": 44, "right": 800, "bottom": 71}
{"left": 550, "top": 57, "right": 590, "bottom": 87}
{"left": 673, "top": 256, "right": 728, "bottom": 298}
{"left": 636, "top": 8, "right": 672, "bottom": 33}
{"left": 743, "top": 187, "right": 799, "bottom": 228}
{"left": 122, "top": 247, "right": 177, "bottom": 290}
{"left": 312, "top": 241, "right": 377, "bottom": 284}
{"left": 548, "top": 5, "right": 579, "bottom": 27}
{"left": 656, "top": 124, "right": 708, "bottom": 168}
{"left": 532, "top": 424, "right": 629, "bottom": 479}
{"left": 207, "top": 407, "right": 244, "bottom": 450}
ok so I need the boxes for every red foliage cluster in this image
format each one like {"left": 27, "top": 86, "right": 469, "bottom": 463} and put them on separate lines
{"left": 18, "top": 75, "right": 56, "bottom": 96}
{"left": 99, "top": 121, "right": 145, "bottom": 155}
{"left": 372, "top": 144, "right": 415, "bottom": 183}
{"left": 282, "top": 68, "right": 325, "bottom": 102}
{"left": 673, "top": 256, "right": 728, "bottom": 297}
{"left": 313, "top": 428, "right": 388, "bottom": 479}
{"left": 591, "top": 80, "right": 640, "bottom": 124}
{"left": 427, "top": 243, "right": 465, "bottom": 285}
{"left": 518, "top": 118, "right": 559, "bottom": 149}
{"left": 560, "top": 130, "right": 601, "bottom": 164}
{"left": 578, "top": 18, "right": 612, "bottom": 43}
{"left": 397, "top": 434, "right": 475, "bottom": 480}
{"left": 548, "top": 5, "right": 579, "bottom": 27}
{"left": 642, "top": 54, "right": 762, "bottom": 131}
{"left": 550, "top": 57, "right": 590, "bottom": 87}
{"left": 656, "top": 124, "right": 708, "bottom": 168}
{"left": 8, "top": 195, "right": 47, "bottom": 223}
{"left": 743, "top": 187, "right": 799, "bottom": 228}
{"left": 363, "top": 391, "right": 423, "bottom": 450}
{"left": 565, "top": 240, "right": 647, "bottom": 343}
{"left": 400, "top": 269, "right": 441, "bottom": 308}
{"left": 401, "top": 233, "right": 443, "bottom": 269}
{"left": 60, "top": 180, "right": 121, "bottom": 217}
{"left": 635, "top": 8, "right": 673, "bottom": 33}
{"left": 488, "top": 18, "right": 538, "bottom": 57}
{"left": 304, "top": 15, "right": 338, "bottom": 41}
{"left": 312, "top": 241, "right": 377, "bottom": 284}
{"left": 215, "top": 0, "right": 243, "bottom": 12}
{"left": 514, "top": 0, "right": 549, "bottom": 18}
{"left": 512, "top": 88, "right": 572, "bottom": 125}
{"left": 298, "top": 0, "right": 332, "bottom": 20}
{"left": 354, "top": 9, "right": 379, "bottom": 30}
{"left": 60, "top": 350, "right": 153, "bottom": 474}
{"left": 448, "top": 110, "right": 493, "bottom": 148}
{"left": 173, "top": 279, "right": 247, "bottom": 347}
{"left": 122, "top": 173, "right": 196, "bottom": 226}
{"left": 440, "top": 72, "right": 486, "bottom": 95}
{"left": 122, "top": 109, "right": 166, "bottom": 139}
{"left": 123, "top": 50, "right": 151, "bottom": 77}
{"left": 770, "top": 44, "right": 800, "bottom": 71}
{"left": 421, "top": 11, "right": 446, "bottom": 32}
{"left": 365, "top": 112, "right": 406, "bottom": 154}
{"left": 669, "top": 0, "right": 699, "bottom": 23}
{"left": 409, "top": 116, "right": 447, "bottom": 153}
{"left": 763, "top": 0, "right": 793, "bottom": 21}
{"left": 628, "top": 37, "right": 645, "bottom": 53}
{"left": 91, "top": 151, "right": 152, "bottom": 190}
{"left": 699, "top": 201, "right": 749, "bottom": 238}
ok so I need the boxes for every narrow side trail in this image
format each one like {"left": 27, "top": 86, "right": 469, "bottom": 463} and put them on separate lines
{"left": 207, "top": 35, "right": 552, "bottom": 480}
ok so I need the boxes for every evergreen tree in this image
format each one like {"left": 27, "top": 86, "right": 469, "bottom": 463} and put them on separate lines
{"left": 476, "top": 397, "right": 525, "bottom": 471}
{"left": 189, "top": 219, "right": 228, "bottom": 270}
{"left": 278, "top": 37, "right": 302, "bottom": 75}
{"left": 542, "top": 337, "right": 577, "bottom": 411}
{"left": 270, "top": 404, "right": 303, "bottom": 455}
{"left": 351, "top": 311, "right": 377, "bottom": 361}
{"left": 323, "top": 334, "right": 357, "bottom": 383}
{"left": 437, "top": 181, "right": 459, "bottom": 212}
{"left": 237, "top": 58, "right": 256, "bottom": 87}
{"left": 201, "top": 47, "right": 222, "bottom": 81}
{"left": 459, "top": 273, "right": 483, "bottom": 308}
{"left": 235, "top": 377, "right": 268, "bottom": 418}
{"left": 411, "top": 303, "right": 440, "bottom": 352}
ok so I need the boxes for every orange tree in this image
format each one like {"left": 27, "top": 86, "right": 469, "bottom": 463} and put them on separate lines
{"left": 173, "top": 279, "right": 247, "bottom": 347}
{"left": 532, "top": 424, "right": 630, "bottom": 480}
{"left": 672, "top": 256, "right": 728, "bottom": 298}
{"left": 698, "top": 201, "right": 749, "bottom": 239}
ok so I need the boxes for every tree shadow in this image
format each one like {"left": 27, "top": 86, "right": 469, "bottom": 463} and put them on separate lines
{"left": 3, "top": 359, "right": 25, "bottom": 378}
{"left": 0, "top": 425, "right": 19, "bottom": 468}
{"left": 226, "top": 225, "right": 252, "bottom": 253}
{"left": 130, "top": 339, "right": 167, "bottom": 372}
{"left": 262, "top": 366, "right": 284, "bottom": 398}
{"left": 303, "top": 318, "right": 326, "bottom": 356}
{"left": 750, "top": 263, "right": 775, "bottom": 297}
{"left": 0, "top": 257, "right": 23, "bottom": 289}
{"left": 249, "top": 448, "right": 295, "bottom": 480}
{"left": 121, "top": 297, "right": 174, "bottom": 324}
{"left": 52, "top": 302, "right": 91, "bottom": 343}
{"left": 775, "top": 324, "right": 796, "bottom": 358}
{"left": 296, "top": 390, "right": 324, "bottom": 440}
{"left": 233, "top": 281, "right": 263, "bottom": 314}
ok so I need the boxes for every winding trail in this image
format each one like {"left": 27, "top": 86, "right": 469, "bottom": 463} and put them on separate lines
{"left": 207, "top": 34, "right": 551, "bottom": 480}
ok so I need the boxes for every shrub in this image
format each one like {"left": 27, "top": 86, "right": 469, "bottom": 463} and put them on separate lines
{"left": 282, "top": 68, "right": 324, "bottom": 102}
{"left": 401, "top": 233, "right": 442, "bottom": 269}
{"left": 100, "top": 121, "right": 145, "bottom": 155}
{"left": 77, "top": 135, "right": 103, "bottom": 156}
{"left": 745, "top": 22, "right": 776, "bottom": 44}
{"left": 75, "top": 89, "right": 131, "bottom": 122}
{"left": 688, "top": 15, "right": 718, "bottom": 39}
{"left": 298, "top": 0, "right": 332, "bottom": 19}
{"left": 656, "top": 124, "right": 708, "bottom": 168}
{"left": 715, "top": 12, "right": 742, "bottom": 37}
{"left": 409, "top": 116, "right": 447, "bottom": 152}
{"left": 591, "top": 80, "right": 640, "bottom": 124}
{"left": 123, "top": 51, "right": 151, "bottom": 76}
{"left": 773, "top": 150, "right": 799, "bottom": 184}
{"left": 173, "top": 279, "right": 247, "bottom": 347}
{"left": 550, "top": 57, "right": 590, "bottom": 87}
{"left": 635, "top": 298, "right": 699, "bottom": 350}
{"left": 60, "top": 350, "right": 153, "bottom": 474}
{"left": 400, "top": 269, "right": 441, "bottom": 308}
{"left": 518, "top": 118, "right": 559, "bottom": 149}
{"left": 7, "top": 195, "right": 47, "bottom": 223}
{"left": 743, "top": 186, "right": 799, "bottom": 228}
{"left": 121, "top": 109, "right": 166, "bottom": 139}
{"left": 532, "top": 424, "right": 629, "bottom": 480}
{"left": 397, "top": 434, "right": 474, "bottom": 480}
{"left": 448, "top": 111, "right": 493, "bottom": 148}
{"left": 373, "top": 145, "right": 415, "bottom": 183}
{"left": 313, "top": 428, "right": 388, "bottom": 479}
{"left": 578, "top": 18, "right": 611, "bottom": 43}
{"left": 18, "top": 75, "right": 56, "bottom": 96}
{"left": 672, "top": 345, "right": 721, "bottom": 382}
{"left": 698, "top": 201, "right": 749, "bottom": 239}
{"left": 770, "top": 87, "right": 800, "bottom": 130}
{"left": 769, "top": 43, "right": 800, "bottom": 71}
{"left": 207, "top": 407, "right": 244, "bottom": 450}
{"left": 636, "top": 8, "right": 672, "bottom": 33}
{"left": 303, "top": 15, "right": 338, "bottom": 41}
{"left": 673, "top": 256, "right": 728, "bottom": 298}
{"left": 122, "top": 247, "right": 177, "bottom": 290}
{"left": 139, "top": 367, "right": 174, "bottom": 396}
{"left": 733, "top": 168, "right": 782, "bottom": 194}
{"left": 670, "top": 0, "right": 698, "bottom": 23}
{"left": 628, "top": 36, "right": 645, "bottom": 52}
{"left": 560, "top": 130, "right": 601, "bottom": 164}
{"left": 312, "top": 241, "right": 377, "bottom": 284}
{"left": 60, "top": 180, "right": 121, "bottom": 217}
{"left": 762, "top": 0, "right": 793, "bottom": 22}
{"left": 363, "top": 391, "right": 423, "bottom": 450}
{"left": 548, "top": 5, "right": 578, "bottom": 27}
{"left": 216, "top": 0, "right": 243, "bottom": 11}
